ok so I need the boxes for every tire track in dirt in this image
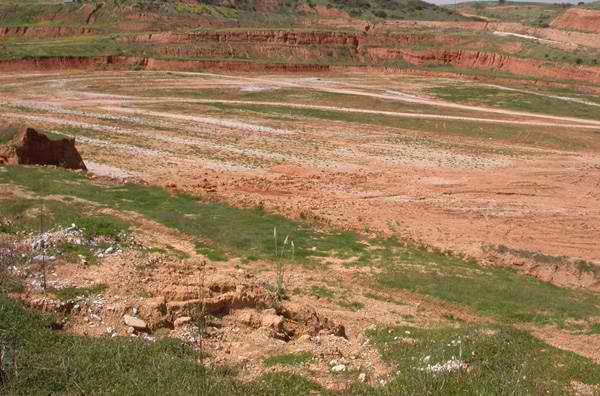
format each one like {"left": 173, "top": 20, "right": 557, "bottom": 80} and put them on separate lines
{"left": 166, "top": 72, "right": 600, "bottom": 128}
{"left": 100, "top": 100, "right": 600, "bottom": 131}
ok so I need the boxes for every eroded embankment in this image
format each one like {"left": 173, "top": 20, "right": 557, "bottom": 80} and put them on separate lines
{"left": 0, "top": 55, "right": 331, "bottom": 73}
{"left": 2, "top": 49, "right": 600, "bottom": 83}
{"left": 396, "top": 49, "right": 600, "bottom": 83}
{"left": 1, "top": 26, "right": 600, "bottom": 81}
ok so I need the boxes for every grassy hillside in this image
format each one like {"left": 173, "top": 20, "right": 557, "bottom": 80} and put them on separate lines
{"left": 115, "top": 0, "right": 468, "bottom": 21}
{"left": 313, "top": 0, "right": 465, "bottom": 20}
{"left": 454, "top": 1, "right": 571, "bottom": 26}
{"left": 0, "top": 0, "right": 468, "bottom": 30}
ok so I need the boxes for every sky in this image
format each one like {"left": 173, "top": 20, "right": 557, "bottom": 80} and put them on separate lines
{"left": 428, "top": 0, "right": 595, "bottom": 4}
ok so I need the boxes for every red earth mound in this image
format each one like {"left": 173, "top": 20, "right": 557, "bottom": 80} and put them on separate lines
{"left": 0, "top": 126, "right": 87, "bottom": 170}
{"left": 551, "top": 8, "right": 600, "bottom": 33}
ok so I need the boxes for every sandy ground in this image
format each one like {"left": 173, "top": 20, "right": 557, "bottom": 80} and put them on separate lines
{"left": 1, "top": 70, "right": 599, "bottom": 278}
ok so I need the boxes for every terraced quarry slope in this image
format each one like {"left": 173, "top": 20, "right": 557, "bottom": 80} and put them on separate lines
{"left": 1, "top": 1, "right": 600, "bottom": 395}
{"left": 0, "top": 0, "right": 599, "bottom": 74}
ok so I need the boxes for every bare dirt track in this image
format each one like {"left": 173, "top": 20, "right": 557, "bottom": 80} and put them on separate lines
{"left": 1, "top": 69, "right": 599, "bottom": 291}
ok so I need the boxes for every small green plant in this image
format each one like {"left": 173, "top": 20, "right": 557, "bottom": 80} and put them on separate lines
{"left": 51, "top": 283, "right": 107, "bottom": 301}
{"left": 51, "top": 242, "right": 97, "bottom": 265}
{"left": 310, "top": 285, "right": 336, "bottom": 300}
{"left": 273, "top": 227, "right": 294, "bottom": 301}
{"left": 77, "top": 216, "right": 129, "bottom": 240}
{"left": 339, "top": 300, "right": 364, "bottom": 312}
{"left": 195, "top": 241, "right": 227, "bottom": 262}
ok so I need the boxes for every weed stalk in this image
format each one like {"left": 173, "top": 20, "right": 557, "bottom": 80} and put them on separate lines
{"left": 195, "top": 260, "right": 207, "bottom": 395}
{"left": 39, "top": 204, "right": 47, "bottom": 293}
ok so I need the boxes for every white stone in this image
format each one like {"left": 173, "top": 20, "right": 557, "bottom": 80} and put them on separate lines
{"left": 123, "top": 315, "right": 147, "bottom": 330}
{"left": 32, "top": 255, "right": 55, "bottom": 262}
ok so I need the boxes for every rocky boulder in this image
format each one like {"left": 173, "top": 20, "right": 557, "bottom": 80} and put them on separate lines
{"left": 0, "top": 125, "right": 86, "bottom": 170}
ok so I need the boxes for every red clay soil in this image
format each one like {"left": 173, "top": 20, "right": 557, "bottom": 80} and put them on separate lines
{"left": 0, "top": 126, "right": 86, "bottom": 170}
{"left": 551, "top": 8, "right": 600, "bottom": 33}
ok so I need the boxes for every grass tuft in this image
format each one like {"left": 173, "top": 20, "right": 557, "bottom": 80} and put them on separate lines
{"left": 50, "top": 283, "right": 108, "bottom": 301}
{"left": 263, "top": 352, "right": 314, "bottom": 367}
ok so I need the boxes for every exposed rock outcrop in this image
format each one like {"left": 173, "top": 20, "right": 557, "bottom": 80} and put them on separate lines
{"left": 0, "top": 126, "right": 87, "bottom": 170}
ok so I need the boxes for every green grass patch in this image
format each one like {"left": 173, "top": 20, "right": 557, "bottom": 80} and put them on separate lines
{"left": 338, "top": 300, "right": 364, "bottom": 312}
{"left": 0, "top": 277, "right": 25, "bottom": 294}
{"left": 310, "top": 285, "right": 364, "bottom": 311}
{"left": 50, "top": 283, "right": 108, "bottom": 301}
{"left": 363, "top": 324, "right": 600, "bottom": 395}
{"left": 455, "top": 2, "right": 567, "bottom": 26}
{"left": 4, "top": 166, "right": 598, "bottom": 328}
{"left": 147, "top": 246, "right": 191, "bottom": 260}
{"left": 310, "top": 285, "right": 336, "bottom": 300}
{"left": 327, "top": 0, "right": 468, "bottom": 21}
{"left": 76, "top": 216, "right": 128, "bottom": 239}
{"left": 263, "top": 351, "right": 314, "bottom": 367}
{"left": 430, "top": 84, "right": 600, "bottom": 122}
{"left": 0, "top": 197, "right": 128, "bottom": 238}
{"left": 0, "top": 34, "right": 153, "bottom": 60}
{"left": 175, "top": 3, "right": 238, "bottom": 18}
{"left": 51, "top": 241, "right": 98, "bottom": 265}
{"left": 119, "top": 86, "right": 474, "bottom": 118}
{"left": 195, "top": 241, "right": 228, "bottom": 262}
{"left": 376, "top": 242, "right": 600, "bottom": 327}
{"left": 0, "top": 166, "right": 368, "bottom": 265}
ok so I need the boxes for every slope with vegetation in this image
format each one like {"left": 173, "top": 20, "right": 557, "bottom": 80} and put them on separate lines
{"left": 454, "top": 1, "right": 572, "bottom": 26}
{"left": 0, "top": 0, "right": 467, "bottom": 30}
{"left": 1, "top": 164, "right": 599, "bottom": 395}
